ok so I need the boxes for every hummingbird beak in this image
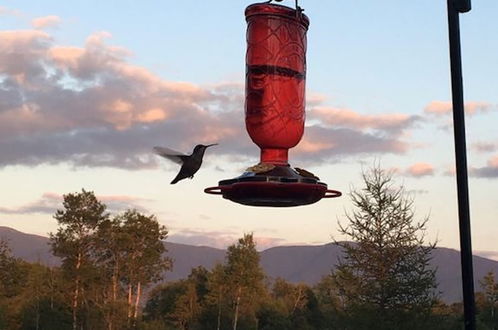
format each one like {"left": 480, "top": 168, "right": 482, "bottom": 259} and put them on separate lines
{"left": 205, "top": 143, "right": 218, "bottom": 148}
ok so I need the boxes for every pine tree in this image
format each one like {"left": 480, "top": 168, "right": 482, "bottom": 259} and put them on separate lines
{"left": 333, "top": 166, "right": 437, "bottom": 329}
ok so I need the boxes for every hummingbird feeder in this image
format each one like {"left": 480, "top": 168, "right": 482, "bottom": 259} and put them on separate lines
{"left": 205, "top": 1, "right": 341, "bottom": 207}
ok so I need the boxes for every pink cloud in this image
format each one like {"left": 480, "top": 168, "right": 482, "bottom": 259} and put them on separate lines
{"left": 487, "top": 156, "right": 498, "bottom": 168}
{"left": 168, "top": 229, "right": 288, "bottom": 250}
{"left": 311, "top": 107, "right": 418, "bottom": 132}
{"left": 469, "top": 156, "right": 498, "bottom": 178}
{"left": 0, "top": 193, "right": 60, "bottom": 214}
{"left": 168, "top": 229, "right": 239, "bottom": 249}
{"left": 475, "top": 250, "right": 498, "bottom": 262}
{"left": 0, "top": 6, "right": 22, "bottom": 17}
{"left": 444, "top": 166, "right": 456, "bottom": 177}
{"left": 31, "top": 16, "right": 61, "bottom": 29}
{"left": 0, "top": 192, "right": 149, "bottom": 215}
{"left": 254, "top": 236, "right": 288, "bottom": 251}
{"left": 406, "top": 162, "right": 435, "bottom": 177}
{"left": 424, "top": 101, "right": 493, "bottom": 116}
{"left": 294, "top": 137, "right": 336, "bottom": 153}
{"left": 473, "top": 142, "right": 498, "bottom": 153}
{"left": 0, "top": 28, "right": 420, "bottom": 169}
{"left": 306, "top": 92, "right": 328, "bottom": 107}
{"left": 291, "top": 125, "right": 410, "bottom": 165}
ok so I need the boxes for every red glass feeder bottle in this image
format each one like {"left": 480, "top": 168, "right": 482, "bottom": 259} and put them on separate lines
{"left": 205, "top": 2, "right": 341, "bottom": 207}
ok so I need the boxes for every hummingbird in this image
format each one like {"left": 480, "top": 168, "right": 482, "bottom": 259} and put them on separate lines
{"left": 153, "top": 144, "right": 217, "bottom": 184}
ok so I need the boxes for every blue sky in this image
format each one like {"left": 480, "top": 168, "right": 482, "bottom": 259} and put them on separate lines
{"left": 1, "top": 1, "right": 497, "bottom": 258}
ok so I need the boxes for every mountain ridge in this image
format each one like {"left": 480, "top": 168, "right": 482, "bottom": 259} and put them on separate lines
{"left": 1, "top": 225, "right": 497, "bottom": 303}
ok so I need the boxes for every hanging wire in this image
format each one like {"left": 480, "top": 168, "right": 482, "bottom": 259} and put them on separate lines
{"left": 264, "top": 0, "right": 304, "bottom": 20}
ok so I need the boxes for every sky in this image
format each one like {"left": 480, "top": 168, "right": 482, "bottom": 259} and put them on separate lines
{"left": 1, "top": 0, "right": 497, "bottom": 259}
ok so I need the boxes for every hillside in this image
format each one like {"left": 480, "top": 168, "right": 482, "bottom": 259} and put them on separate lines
{"left": 1, "top": 226, "right": 497, "bottom": 303}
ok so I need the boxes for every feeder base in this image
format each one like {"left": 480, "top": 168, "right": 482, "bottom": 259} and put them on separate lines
{"left": 204, "top": 165, "right": 341, "bottom": 207}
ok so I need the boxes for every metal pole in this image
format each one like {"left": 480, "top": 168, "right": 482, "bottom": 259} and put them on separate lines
{"left": 446, "top": 0, "right": 475, "bottom": 329}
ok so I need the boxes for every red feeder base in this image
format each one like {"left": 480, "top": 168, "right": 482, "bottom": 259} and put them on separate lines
{"left": 204, "top": 166, "right": 341, "bottom": 207}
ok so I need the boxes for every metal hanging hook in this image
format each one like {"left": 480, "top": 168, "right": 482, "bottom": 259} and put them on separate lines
{"left": 263, "top": 0, "right": 304, "bottom": 21}
{"left": 265, "top": 0, "right": 301, "bottom": 9}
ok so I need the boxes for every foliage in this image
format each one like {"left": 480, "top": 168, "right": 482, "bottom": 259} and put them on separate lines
{"left": 479, "top": 271, "right": 498, "bottom": 329}
{"left": 333, "top": 165, "right": 438, "bottom": 329}
{"left": 2, "top": 184, "right": 497, "bottom": 329}
{"left": 50, "top": 189, "right": 109, "bottom": 330}
{"left": 225, "top": 233, "right": 266, "bottom": 330}
{"left": 0, "top": 240, "right": 28, "bottom": 329}
{"left": 47, "top": 189, "right": 171, "bottom": 329}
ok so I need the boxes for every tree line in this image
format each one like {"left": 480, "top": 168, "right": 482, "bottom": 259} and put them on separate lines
{"left": 0, "top": 167, "right": 497, "bottom": 329}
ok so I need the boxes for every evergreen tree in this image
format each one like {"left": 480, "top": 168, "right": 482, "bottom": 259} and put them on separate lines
{"left": 333, "top": 166, "right": 437, "bottom": 329}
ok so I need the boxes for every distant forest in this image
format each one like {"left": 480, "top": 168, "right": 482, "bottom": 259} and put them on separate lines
{"left": 1, "top": 168, "right": 498, "bottom": 329}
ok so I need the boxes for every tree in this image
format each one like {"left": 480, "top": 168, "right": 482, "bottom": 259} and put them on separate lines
{"left": 170, "top": 280, "right": 201, "bottom": 329}
{"left": 0, "top": 239, "right": 28, "bottom": 329}
{"left": 0, "top": 240, "right": 26, "bottom": 299}
{"left": 116, "top": 209, "right": 171, "bottom": 325}
{"left": 50, "top": 189, "right": 109, "bottom": 330}
{"left": 93, "top": 217, "right": 129, "bottom": 330}
{"left": 313, "top": 275, "right": 342, "bottom": 328}
{"left": 333, "top": 166, "right": 437, "bottom": 329}
{"left": 272, "top": 279, "right": 305, "bottom": 314}
{"left": 202, "top": 263, "right": 229, "bottom": 330}
{"left": 269, "top": 278, "right": 323, "bottom": 329}
{"left": 479, "top": 271, "right": 498, "bottom": 329}
{"left": 224, "top": 233, "right": 266, "bottom": 330}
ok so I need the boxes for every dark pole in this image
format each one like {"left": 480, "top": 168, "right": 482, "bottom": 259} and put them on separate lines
{"left": 446, "top": 0, "right": 475, "bottom": 329}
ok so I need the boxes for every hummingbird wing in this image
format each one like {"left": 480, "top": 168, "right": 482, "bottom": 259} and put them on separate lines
{"left": 153, "top": 146, "right": 187, "bottom": 165}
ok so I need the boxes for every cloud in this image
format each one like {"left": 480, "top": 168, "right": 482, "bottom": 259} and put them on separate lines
{"left": 0, "top": 28, "right": 421, "bottom": 170}
{"left": 0, "top": 30, "right": 247, "bottom": 168}
{"left": 405, "top": 162, "right": 435, "bottom": 177}
{"left": 475, "top": 250, "right": 498, "bottom": 261}
{"left": 0, "top": 192, "right": 60, "bottom": 214}
{"left": 168, "top": 229, "right": 239, "bottom": 249}
{"left": 472, "top": 142, "right": 498, "bottom": 153}
{"left": 97, "top": 194, "right": 150, "bottom": 213}
{"left": 443, "top": 166, "right": 456, "bottom": 177}
{"left": 0, "top": 192, "right": 149, "bottom": 215}
{"left": 292, "top": 125, "right": 410, "bottom": 165}
{"left": 306, "top": 93, "right": 328, "bottom": 108}
{"left": 253, "top": 236, "right": 288, "bottom": 250}
{"left": 310, "top": 107, "right": 420, "bottom": 134}
{"left": 407, "top": 189, "right": 429, "bottom": 195}
{"left": 424, "top": 101, "right": 493, "bottom": 116}
{"left": 168, "top": 228, "right": 288, "bottom": 250}
{"left": 31, "top": 16, "right": 61, "bottom": 29}
{"left": 471, "top": 156, "right": 498, "bottom": 178}
{"left": 198, "top": 214, "right": 211, "bottom": 220}
{"left": 0, "top": 6, "right": 22, "bottom": 17}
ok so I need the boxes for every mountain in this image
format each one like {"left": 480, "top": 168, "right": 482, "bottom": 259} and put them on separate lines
{"left": 1, "top": 226, "right": 497, "bottom": 303}
{"left": 0, "top": 226, "right": 226, "bottom": 279}
{"left": 0, "top": 226, "right": 58, "bottom": 265}
{"left": 261, "top": 243, "right": 498, "bottom": 303}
